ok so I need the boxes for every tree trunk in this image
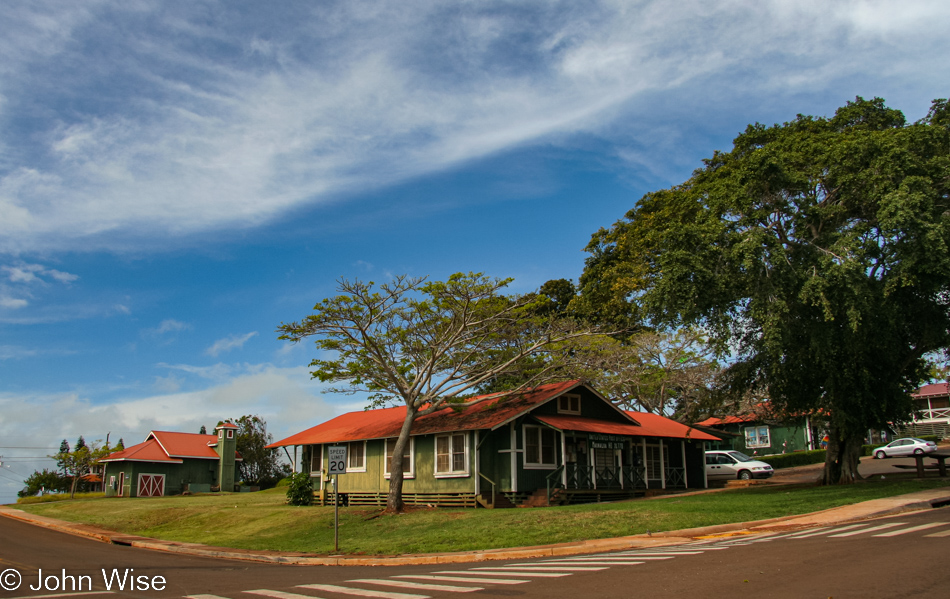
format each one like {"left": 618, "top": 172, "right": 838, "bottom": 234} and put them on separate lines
{"left": 819, "top": 425, "right": 864, "bottom": 485}
{"left": 69, "top": 476, "right": 78, "bottom": 499}
{"left": 386, "top": 408, "right": 418, "bottom": 513}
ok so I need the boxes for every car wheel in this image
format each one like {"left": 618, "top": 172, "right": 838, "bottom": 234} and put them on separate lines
{"left": 738, "top": 470, "right": 752, "bottom": 480}
{"left": 914, "top": 448, "right": 924, "bottom": 455}
{"left": 875, "top": 450, "right": 886, "bottom": 459}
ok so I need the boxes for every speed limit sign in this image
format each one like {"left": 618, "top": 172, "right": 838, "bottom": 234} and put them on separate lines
{"left": 328, "top": 445, "right": 347, "bottom": 474}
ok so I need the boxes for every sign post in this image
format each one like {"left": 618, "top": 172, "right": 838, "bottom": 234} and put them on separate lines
{"left": 327, "top": 445, "right": 347, "bottom": 552}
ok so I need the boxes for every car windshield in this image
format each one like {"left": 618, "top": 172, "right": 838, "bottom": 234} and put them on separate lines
{"left": 728, "top": 451, "right": 754, "bottom": 462}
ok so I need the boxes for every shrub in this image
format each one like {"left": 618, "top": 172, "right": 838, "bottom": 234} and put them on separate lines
{"left": 757, "top": 449, "right": 826, "bottom": 469}
{"left": 285, "top": 472, "right": 313, "bottom": 506}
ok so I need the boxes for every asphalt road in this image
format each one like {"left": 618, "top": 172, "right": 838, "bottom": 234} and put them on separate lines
{"left": 3, "top": 505, "right": 950, "bottom": 599}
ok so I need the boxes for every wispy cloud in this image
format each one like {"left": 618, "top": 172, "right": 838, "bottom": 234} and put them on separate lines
{"left": 148, "top": 319, "right": 191, "bottom": 335}
{"left": 0, "top": 345, "right": 38, "bottom": 360}
{"left": 206, "top": 332, "right": 258, "bottom": 357}
{"left": 0, "top": 1, "right": 946, "bottom": 253}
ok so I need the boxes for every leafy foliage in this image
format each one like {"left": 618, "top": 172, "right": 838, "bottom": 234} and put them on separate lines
{"left": 232, "top": 415, "right": 289, "bottom": 488}
{"left": 278, "top": 272, "right": 605, "bottom": 511}
{"left": 285, "top": 472, "right": 314, "bottom": 506}
{"left": 580, "top": 97, "right": 950, "bottom": 483}
{"left": 18, "top": 468, "right": 70, "bottom": 498}
{"left": 52, "top": 437, "right": 111, "bottom": 498}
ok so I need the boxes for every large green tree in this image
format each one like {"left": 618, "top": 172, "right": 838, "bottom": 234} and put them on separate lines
{"left": 231, "top": 415, "right": 288, "bottom": 488}
{"left": 580, "top": 97, "right": 950, "bottom": 484}
{"left": 278, "top": 272, "right": 603, "bottom": 512}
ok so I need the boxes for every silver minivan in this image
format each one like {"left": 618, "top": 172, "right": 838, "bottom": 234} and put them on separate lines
{"left": 705, "top": 450, "right": 774, "bottom": 480}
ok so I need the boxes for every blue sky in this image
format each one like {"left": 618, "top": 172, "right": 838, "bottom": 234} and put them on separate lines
{"left": 1, "top": 0, "right": 948, "bottom": 501}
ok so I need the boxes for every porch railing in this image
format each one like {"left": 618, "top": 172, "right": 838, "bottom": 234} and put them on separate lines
{"left": 478, "top": 473, "right": 496, "bottom": 508}
{"left": 665, "top": 466, "right": 686, "bottom": 488}
{"left": 624, "top": 466, "right": 645, "bottom": 489}
{"left": 565, "top": 464, "right": 594, "bottom": 489}
{"left": 546, "top": 465, "right": 565, "bottom": 505}
{"left": 913, "top": 407, "right": 950, "bottom": 421}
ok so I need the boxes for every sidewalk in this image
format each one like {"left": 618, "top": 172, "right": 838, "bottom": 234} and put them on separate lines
{"left": 2, "top": 487, "right": 950, "bottom": 566}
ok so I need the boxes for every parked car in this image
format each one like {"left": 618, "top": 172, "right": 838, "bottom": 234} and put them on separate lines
{"left": 872, "top": 438, "right": 938, "bottom": 459}
{"left": 705, "top": 450, "right": 774, "bottom": 480}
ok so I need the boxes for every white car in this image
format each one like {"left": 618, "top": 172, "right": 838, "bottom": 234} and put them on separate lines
{"left": 705, "top": 450, "right": 774, "bottom": 480}
{"left": 872, "top": 438, "right": 938, "bottom": 459}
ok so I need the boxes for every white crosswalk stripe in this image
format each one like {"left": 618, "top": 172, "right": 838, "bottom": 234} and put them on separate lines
{"left": 828, "top": 522, "right": 907, "bottom": 537}
{"left": 451, "top": 569, "right": 570, "bottom": 577}
{"left": 347, "top": 579, "right": 482, "bottom": 593}
{"left": 245, "top": 591, "right": 322, "bottom": 599}
{"left": 298, "top": 583, "right": 429, "bottom": 599}
{"left": 538, "top": 560, "right": 645, "bottom": 565}
{"left": 544, "top": 555, "right": 661, "bottom": 561}
{"left": 787, "top": 523, "right": 870, "bottom": 538}
{"left": 615, "top": 551, "right": 705, "bottom": 556}
{"left": 924, "top": 527, "right": 950, "bottom": 537}
{"left": 873, "top": 522, "right": 950, "bottom": 537}
{"left": 394, "top": 575, "right": 528, "bottom": 585}
{"left": 492, "top": 565, "right": 607, "bottom": 571}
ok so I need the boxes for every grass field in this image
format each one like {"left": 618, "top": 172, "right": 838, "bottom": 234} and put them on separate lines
{"left": 13, "top": 479, "right": 950, "bottom": 555}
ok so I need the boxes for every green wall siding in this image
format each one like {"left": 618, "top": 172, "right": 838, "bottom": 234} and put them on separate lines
{"left": 708, "top": 421, "right": 814, "bottom": 454}
{"left": 103, "top": 458, "right": 239, "bottom": 497}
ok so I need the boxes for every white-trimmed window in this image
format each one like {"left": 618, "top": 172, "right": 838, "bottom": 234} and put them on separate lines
{"left": 385, "top": 438, "right": 415, "bottom": 479}
{"left": 745, "top": 426, "right": 771, "bottom": 448}
{"left": 557, "top": 394, "right": 581, "bottom": 415}
{"left": 226, "top": 429, "right": 234, "bottom": 439}
{"left": 435, "top": 433, "right": 469, "bottom": 477}
{"left": 347, "top": 441, "right": 366, "bottom": 472}
{"left": 310, "top": 444, "right": 322, "bottom": 475}
{"left": 524, "top": 425, "right": 557, "bottom": 468}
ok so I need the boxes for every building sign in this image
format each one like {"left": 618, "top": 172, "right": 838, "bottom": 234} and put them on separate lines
{"left": 589, "top": 433, "right": 626, "bottom": 450}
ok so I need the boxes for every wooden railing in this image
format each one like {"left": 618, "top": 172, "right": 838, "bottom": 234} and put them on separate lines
{"left": 913, "top": 407, "right": 950, "bottom": 421}
{"left": 478, "top": 472, "right": 496, "bottom": 508}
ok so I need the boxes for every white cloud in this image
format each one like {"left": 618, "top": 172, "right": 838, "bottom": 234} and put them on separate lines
{"left": 156, "top": 362, "right": 234, "bottom": 381}
{"left": 147, "top": 319, "right": 191, "bottom": 336}
{"left": 0, "top": 345, "right": 38, "bottom": 360}
{"left": 0, "top": 364, "right": 341, "bottom": 502}
{"left": 0, "top": 296, "right": 28, "bottom": 309}
{"left": 205, "top": 331, "right": 258, "bottom": 357}
{"left": 0, "top": 1, "right": 946, "bottom": 253}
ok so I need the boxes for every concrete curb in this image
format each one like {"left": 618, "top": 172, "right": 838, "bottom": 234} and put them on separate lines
{"left": 4, "top": 486, "right": 950, "bottom": 566}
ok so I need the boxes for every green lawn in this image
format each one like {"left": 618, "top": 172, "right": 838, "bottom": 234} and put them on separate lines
{"left": 13, "top": 480, "right": 950, "bottom": 555}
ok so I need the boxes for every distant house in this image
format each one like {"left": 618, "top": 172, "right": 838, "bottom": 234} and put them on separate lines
{"left": 99, "top": 423, "right": 242, "bottom": 497}
{"left": 900, "top": 382, "right": 950, "bottom": 438}
{"left": 267, "top": 381, "right": 719, "bottom": 508}
{"left": 696, "top": 409, "right": 820, "bottom": 455}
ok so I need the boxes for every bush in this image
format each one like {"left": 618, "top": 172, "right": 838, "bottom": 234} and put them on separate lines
{"left": 285, "top": 472, "right": 313, "bottom": 506}
{"left": 757, "top": 449, "right": 826, "bottom": 469}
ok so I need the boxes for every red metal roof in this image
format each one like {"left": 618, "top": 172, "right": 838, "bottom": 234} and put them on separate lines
{"left": 268, "top": 380, "right": 587, "bottom": 448}
{"left": 914, "top": 383, "right": 949, "bottom": 398}
{"left": 268, "top": 380, "right": 719, "bottom": 447}
{"left": 100, "top": 430, "right": 241, "bottom": 463}
{"left": 622, "top": 411, "right": 719, "bottom": 441}
{"left": 695, "top": 414, "right": 756, "bottom": 426}
{"left": 534, "top": 415, "right": 644, "bottom": 436}
{"left": 150, "top": 431, "right": 221, "bottom": 459}
{"left": 99, "top": 438, "right": 183, "bottom": 463}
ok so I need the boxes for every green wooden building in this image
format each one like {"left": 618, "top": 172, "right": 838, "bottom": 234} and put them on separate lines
{"left": 99, "top": 423, "right": 242, "bottom": 497}
{"left": 269, "top": 381, "right": 719, "bottom": 507}
{"left": 696, "top": 412, "right": 820, "bottom": 455}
